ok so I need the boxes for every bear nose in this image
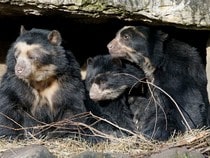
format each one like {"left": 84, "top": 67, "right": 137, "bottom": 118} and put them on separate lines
{"left": 16, "top": 67, "right": 23, "bottom": 74}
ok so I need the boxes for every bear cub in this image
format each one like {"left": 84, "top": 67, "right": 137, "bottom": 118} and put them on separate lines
{"left": 85, "top": 55, "right": 142, "bottom": 140}
{"left": 86, "top": 55, "right": 174, "bottom": 141}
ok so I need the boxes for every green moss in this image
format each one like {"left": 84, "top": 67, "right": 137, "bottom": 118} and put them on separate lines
{"left": 66, "top": 0, "right": 129, "bottom": 17}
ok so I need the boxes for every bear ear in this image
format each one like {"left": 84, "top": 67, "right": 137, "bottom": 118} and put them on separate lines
{"left": 87, "top": 57, "right": 93, "bottom": 65}
{"left": 48, "top": 30, "right": 62, "bottom": 45}
{"left": 20, "top": 25, "right": 27, "bottom": 35}
{"left": 112, "top": 58, "right": 122, "bottom": 67}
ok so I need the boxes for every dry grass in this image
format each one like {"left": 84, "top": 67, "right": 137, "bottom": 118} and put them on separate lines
{"left": 0, "top": 129, "right": 209, "bottom": 158}
{"left": 0, "top": 110, "right": 209, "bottom": 158}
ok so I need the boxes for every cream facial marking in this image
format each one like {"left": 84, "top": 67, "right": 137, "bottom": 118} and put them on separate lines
{"left": 89, "top": 83, "right": 127, "bottom": 101}
{"left": 14, "top": 42, "right": 44, "bottom": 58}
{"left": 120, "top": 26, "right": 147, "bottom": 40}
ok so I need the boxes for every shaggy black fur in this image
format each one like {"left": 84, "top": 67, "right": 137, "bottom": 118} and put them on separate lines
{"left": 0, "top": 27, "right": 86, "bottom": 138}
{"left": 107, "top": 26, "right": 209, "bottom": 140}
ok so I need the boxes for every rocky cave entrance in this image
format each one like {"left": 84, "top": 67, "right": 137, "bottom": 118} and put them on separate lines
{"left": 0, "top": 15, "right": 209, "bottom": 67}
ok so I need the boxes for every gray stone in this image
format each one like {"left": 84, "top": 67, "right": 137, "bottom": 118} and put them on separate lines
{"left": 0, "top": 0, "right": 210, "bottom": 30}
{"left": 150, "top": 147, "right": 205, "bottom": 158}
{"left": 0, "top": 144, "right": 55, "bottom": 158}
{"left": 73, "top": 151, "right": 130, "bottom": 158}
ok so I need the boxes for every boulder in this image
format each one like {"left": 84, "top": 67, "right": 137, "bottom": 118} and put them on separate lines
{"left": 0, "top": 144, "right": 55, "bottom": 158}
{"left": 150, "top": 147, "right": 205, "bottom": 158}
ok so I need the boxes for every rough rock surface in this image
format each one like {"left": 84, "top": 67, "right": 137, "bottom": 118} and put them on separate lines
{"left": 0, "top": 0, "right": 210, "bottom": 30}
{"left": 73, "top": 151, "right": 130, "bottom": 158}
{"left": 0, "top": 144, "right": 55, "bottom": 158}
{"left": 150, "top": 147, "right": 205, "bottom": 158}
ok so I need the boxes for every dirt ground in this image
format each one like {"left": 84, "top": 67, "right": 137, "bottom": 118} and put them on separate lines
{"left": 0, "top": 129, "right": 209, "bottom": 158}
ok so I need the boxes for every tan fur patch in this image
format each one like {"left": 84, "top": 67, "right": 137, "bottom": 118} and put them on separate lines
{"left": 32, "top": 64, "right": 57, "bottom": 82}
{"left": 40, "top": 80, "right": 59, "bottom": 111}
{"left": 116, "top": 34, "right": 135, "bottom": 53}
{"left": 142, "top": 57, "right": 155, "bottom": 81}
{"left": 14, "top": 42, "right": 43, "bottom": 58}
{"left": 121, "top": 26, "right": 147, "bottom": 39}
{"left": 111, "top": 27, "right": 146, "bottom": 63}
{"left": 0, "top": 64, "right": 7, "bottom": 81}
{"left": 118, "top": 27, "right": 155, "bottom": 79}
{"left": 114, "top": 33, "right": 137, "bottom": 61}
{"left": 89, "top": 82, "right": 127, "bottom": 101}
{"left": 15, "top": 42, "right": 57, "bottom": 82}
{"left": 80, "top": 63, "right": 87, "bottom": 80}
{"left": 31, "top": 89, "right": 40, "bottom": 115}
{"left": 81, "top": 69, "right": 87, "bottom": 80}
{"left": 31, "top": 79, "right": 59, "bottom": 115}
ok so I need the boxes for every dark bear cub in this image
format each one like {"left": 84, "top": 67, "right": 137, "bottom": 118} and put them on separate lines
{"left": 85, "top": 55, "right": 140, "bottom": 140}
{"left": 0, "top": 26, "right": 86, "bottom": 138}
{"left": 86, "top": 57, "right": 175, "bottom": 141}
{"left": 107, "top": 25, "right": 209, "bottom": 140}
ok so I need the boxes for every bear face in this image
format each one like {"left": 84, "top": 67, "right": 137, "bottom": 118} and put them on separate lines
{"left": 85, "top": 55, "right": 123, "bottom": 92}
{"left": 86, "top": 55, "right": 145, "bottom": 101}
{"left": 107, "top": 26, "right": 150, "bottom": 61}
{"left": 14, "top": 42, "right": 57, "bottom": 81}
{"left": 8, "top": 26, "right": 64, "bottom": 83}
{"left": 107, "top": 26, "right": 165, "bottom": 77}
{"left": 0, "top": 26, "right": 86, "bottom": 138}
{"left": 88, "top": 61, "right": 146, "bottom": 102}
{"left": 89, "top": 72, "right": 128, "bottom": 101}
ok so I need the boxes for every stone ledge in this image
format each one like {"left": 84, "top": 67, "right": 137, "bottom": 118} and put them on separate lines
{"left": 0, "top": 0, "right": 210, "bottom": 30}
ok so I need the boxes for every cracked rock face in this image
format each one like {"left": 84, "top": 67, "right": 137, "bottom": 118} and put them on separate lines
{"left": 0, "top": 0, "right": 210, "bottom": 30}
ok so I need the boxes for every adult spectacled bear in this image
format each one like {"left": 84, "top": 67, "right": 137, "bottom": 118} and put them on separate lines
{"left": 0, "top": 26, "right": 86, "bottom": 138}
{"left": 107, "top": 26, "right": 209, "bottom": 140}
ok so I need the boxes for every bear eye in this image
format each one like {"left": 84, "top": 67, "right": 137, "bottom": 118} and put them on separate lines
{"left": 28, "top": 55, "right": 35, "bottom": 60}
{"left": 28, "top": 52, "right": 38, "bottom": 61}
{"left": 14, "top": 54, "right": 18, "bottom": 59}
{"left": 123, "top": 34, "right": 130, "bottom": 40}
{"left": 14, "top": 51, "right": 20, "bottom": 59}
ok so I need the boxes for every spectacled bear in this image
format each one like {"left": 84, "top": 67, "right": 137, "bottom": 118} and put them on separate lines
{"left": 86, "top": 57, "right": 176, "bottom": 140}
{"left": 90, "top": 63, "right": 180, "bottom": 140}
{"left": 107, "top": 26, "right": 209, "bottom": 140}
{"left": 0, "top": 26, "right": 86, "bottom": 138}
{"left": 85, "top": 55, "right": 140, "bottom": 140}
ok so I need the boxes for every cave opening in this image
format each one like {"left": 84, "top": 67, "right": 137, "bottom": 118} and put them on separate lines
{"left": 0, "top": 15, "right": 208, "bottom": 67}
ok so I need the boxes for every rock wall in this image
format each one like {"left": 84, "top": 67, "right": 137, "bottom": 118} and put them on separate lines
{"left": 0, "top": 0, "right": 210, "bottom": 30}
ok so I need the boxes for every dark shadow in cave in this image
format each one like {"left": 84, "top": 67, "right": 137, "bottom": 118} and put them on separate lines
{"left": 0, "top": 15, "right": 208, "bottom": 66}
